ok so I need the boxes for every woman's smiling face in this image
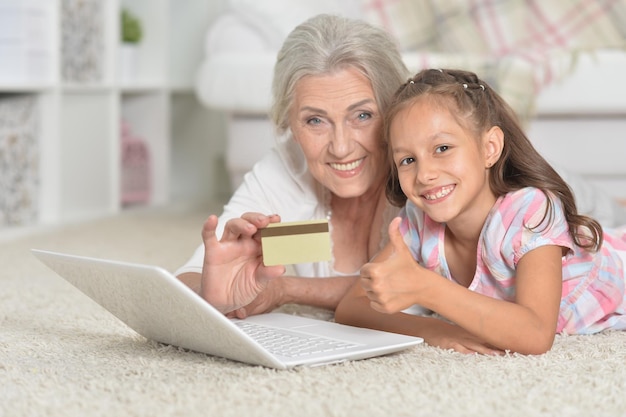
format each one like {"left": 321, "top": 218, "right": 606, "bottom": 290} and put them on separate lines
{"left": 289, "top": 67, "right": 387, "bottom": 199}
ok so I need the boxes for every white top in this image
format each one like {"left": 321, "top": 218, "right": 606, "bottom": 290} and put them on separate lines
{"left": 175, "top": 138, "right": 398, "bottom": 278}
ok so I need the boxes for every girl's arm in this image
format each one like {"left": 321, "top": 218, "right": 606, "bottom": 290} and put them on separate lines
{"left": 416, "top": 244, "right": 563, "bottom": 355}
{"left": 335, "top": 241, "right": 504, "bottom": 355}
{"left": 352, "top": 217, "right": 563, "bottom": 355}
{"left": 335, "top": 279, "right": 504, "bottom": 354}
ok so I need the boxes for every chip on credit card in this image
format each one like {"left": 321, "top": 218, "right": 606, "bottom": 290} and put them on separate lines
{"left": 260, "top": 219, "right": 331, "bottom": 266}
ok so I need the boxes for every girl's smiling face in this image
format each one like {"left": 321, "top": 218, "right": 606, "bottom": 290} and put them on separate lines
{"left": 389, "top": 96, "right": 502, "bottom": 229}
{"left": 289, "top": 67, "right": 387, "bottom": 199}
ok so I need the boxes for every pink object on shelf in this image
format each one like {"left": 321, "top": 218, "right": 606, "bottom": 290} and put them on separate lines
{"left": 120, "top": 121, "right": 151, "bottom": 205}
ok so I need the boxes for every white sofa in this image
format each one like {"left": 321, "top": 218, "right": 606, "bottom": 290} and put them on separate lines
{"left": 196, "top": 0, "right": 626, "bottom": 214}
{"left": 526, "top": 50, "right": 626, "bottom": 204}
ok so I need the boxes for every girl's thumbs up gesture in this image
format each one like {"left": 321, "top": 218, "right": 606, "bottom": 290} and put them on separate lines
{"left": 360, "top": 217, "right": 426, "bottom": 314}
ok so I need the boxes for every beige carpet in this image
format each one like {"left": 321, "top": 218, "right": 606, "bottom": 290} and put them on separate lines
{"left": 2, "top": 203, "right": 626, "bottom": 417}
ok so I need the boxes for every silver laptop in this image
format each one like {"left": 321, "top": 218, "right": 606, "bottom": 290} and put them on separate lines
{"left": 32, "top": 249, "right": 422, "bottom": 369}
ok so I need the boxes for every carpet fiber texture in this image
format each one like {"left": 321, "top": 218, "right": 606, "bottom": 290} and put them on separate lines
{"left": 2, "top": 205, "right": 626, "bottom": 417}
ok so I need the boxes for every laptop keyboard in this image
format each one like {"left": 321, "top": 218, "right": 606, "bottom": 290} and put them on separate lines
{"left": 235, "top": 321, "right": 358, "bottom": 358}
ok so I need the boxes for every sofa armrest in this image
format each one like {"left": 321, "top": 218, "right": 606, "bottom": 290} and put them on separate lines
{"left": 535, "top": 50, "right": 626, "bottom": 115}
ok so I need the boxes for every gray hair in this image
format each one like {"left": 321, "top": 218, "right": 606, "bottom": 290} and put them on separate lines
{"left": 270, "top": 13, "right": 409, "bottom": 135}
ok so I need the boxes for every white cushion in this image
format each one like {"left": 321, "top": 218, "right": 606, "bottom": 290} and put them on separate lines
{"left": 204, "top": 13, "right": 269, "bottom": 54}
{"left": 196, "top": 52, "right": 276, "bottom": 113}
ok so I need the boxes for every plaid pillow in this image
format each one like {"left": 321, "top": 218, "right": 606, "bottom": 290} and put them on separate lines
{"left": 362, "top": 0, "right": 625, "bottom": 54}
{"left": 361, "top": 0, "right": 626, "bottom": 120}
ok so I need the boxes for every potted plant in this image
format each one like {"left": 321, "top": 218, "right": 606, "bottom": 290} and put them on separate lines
{"left": 119, "top": 8, "right": 143, "bottom": 82}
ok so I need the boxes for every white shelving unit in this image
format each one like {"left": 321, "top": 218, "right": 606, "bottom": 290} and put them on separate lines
{"left": 0, "top": 0, "right": 225, "bottom": 232}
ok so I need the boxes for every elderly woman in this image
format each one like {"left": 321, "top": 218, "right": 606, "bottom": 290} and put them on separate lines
{"left": 176, "top": 14, "right": 405, "bottom": 316}
{"left": 176, "top": 14, "right": 623, "bottom": 328}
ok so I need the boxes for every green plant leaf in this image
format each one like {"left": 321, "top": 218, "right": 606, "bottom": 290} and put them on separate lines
{"left": 121, "top": 9, "right": 142, "bottom": 43}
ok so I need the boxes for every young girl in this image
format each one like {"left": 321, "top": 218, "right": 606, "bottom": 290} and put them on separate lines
{"left": 335, "top": 68, "right": 626, "bottom": 355}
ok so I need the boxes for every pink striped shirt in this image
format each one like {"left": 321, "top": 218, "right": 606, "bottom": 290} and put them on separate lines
{"left": 400, "top": 187, "right": 626, "bottom": 334}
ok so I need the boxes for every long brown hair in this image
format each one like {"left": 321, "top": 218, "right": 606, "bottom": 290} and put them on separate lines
{"left": 384, "top": 68, "right": 602, "bottom": 251}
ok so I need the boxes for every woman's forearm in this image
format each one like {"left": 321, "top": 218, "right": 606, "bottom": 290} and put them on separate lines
{"left": 178, "top": 271, "right": 358, "bottom": 313}
{"left": 279, "top": 275, "right": 359, "bottom": 311}
{"left": 177, "top": 272, "right": 201, "bottom": 295}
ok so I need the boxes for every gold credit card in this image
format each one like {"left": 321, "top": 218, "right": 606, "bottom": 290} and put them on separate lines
{"left": 260, "top": 219, "right": 331, "bottom": 266}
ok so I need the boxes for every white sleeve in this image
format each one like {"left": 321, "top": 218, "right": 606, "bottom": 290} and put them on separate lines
{"left": 174, "top": 143, "right": 320, "bottom": 276}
